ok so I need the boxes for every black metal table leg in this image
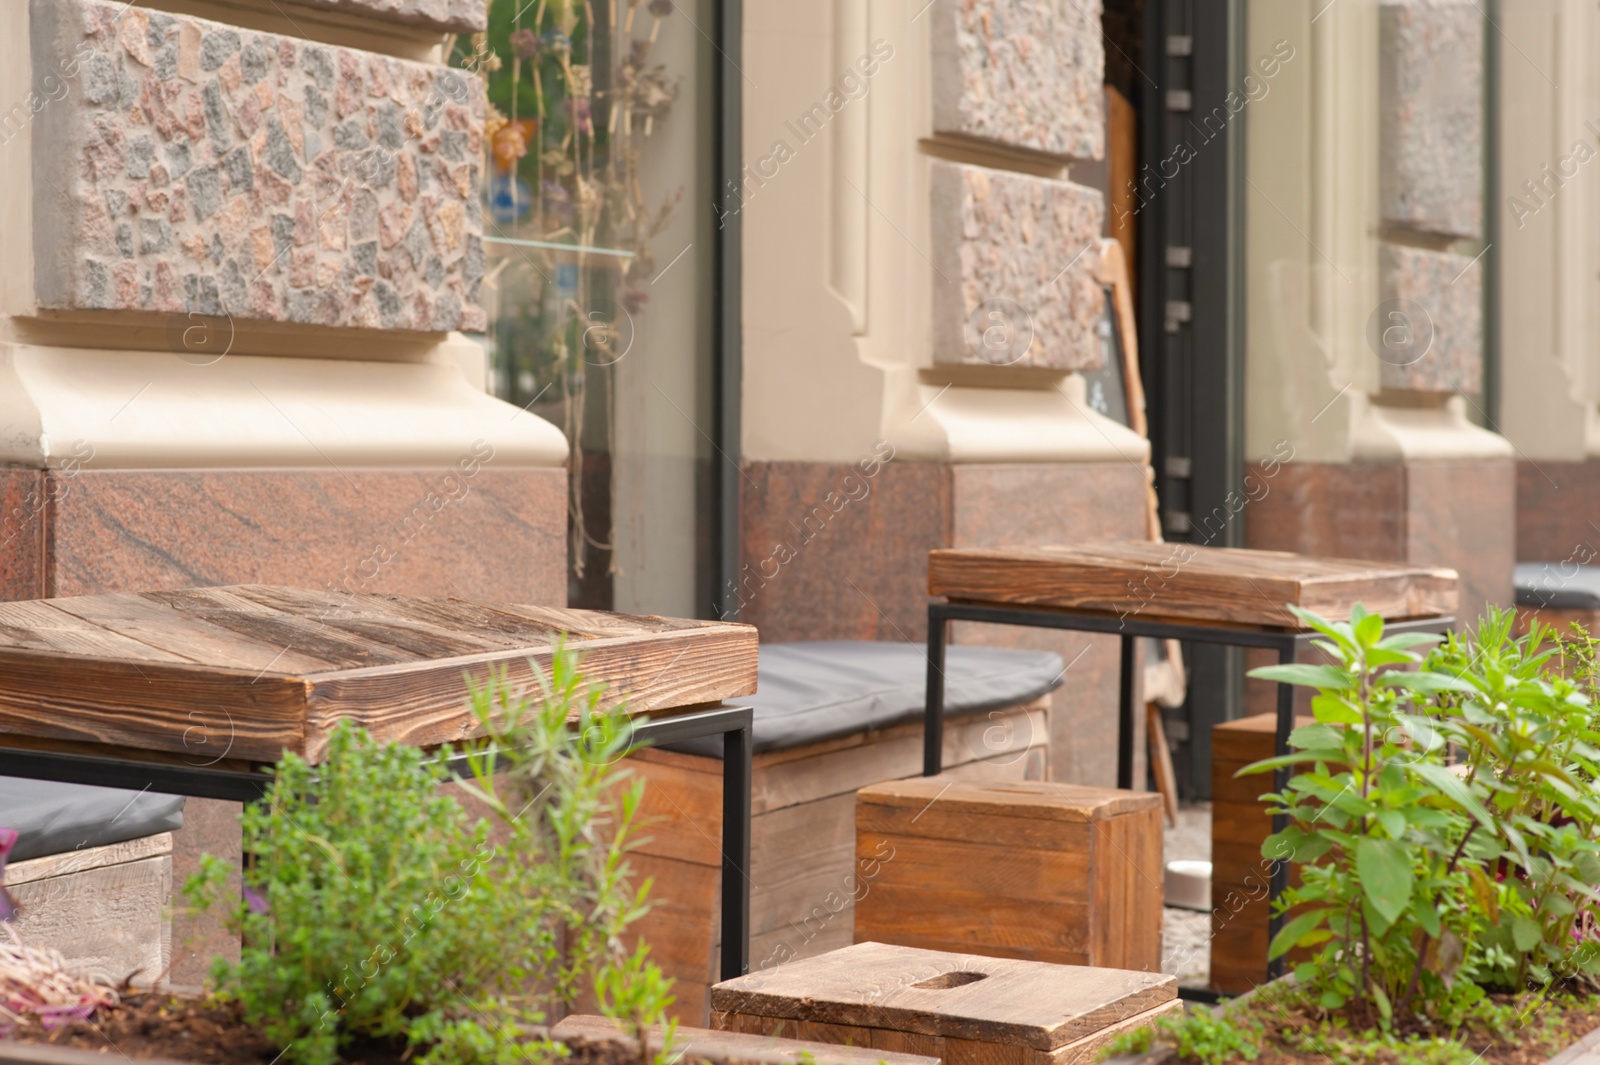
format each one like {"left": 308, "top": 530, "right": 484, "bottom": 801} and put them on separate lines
{"left": 720, "top": 713, "right": 752, "bottom": 979}
{"left": 1265, "top": 634, "right": 1300, "bottom": 979}
{"left": 924, "top": 604, "right": 948, "bottom": 777}
{"left": 1117, "top": 633, "right": 1137, "bottom": 790}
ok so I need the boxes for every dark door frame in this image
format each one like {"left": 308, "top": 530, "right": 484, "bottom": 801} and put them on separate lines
{"left": 1139, "top": 0, "right": 1247, "bottom": 798}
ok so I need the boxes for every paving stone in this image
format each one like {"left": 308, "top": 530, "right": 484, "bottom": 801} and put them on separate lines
{"left": 1376, "top": 242, "right": 1482, "bottom": 393}
{"left": 931, "top": 0, "right": 1104, "bottom": 159}
{"left": 32, "top": 0, "right": 485, "bottom": 333}
{"left": 930, "top": 160, "right": 1104, "bottom": 372}
{"left": 1379, "top": 0, "right": 1483, "bottom": 239}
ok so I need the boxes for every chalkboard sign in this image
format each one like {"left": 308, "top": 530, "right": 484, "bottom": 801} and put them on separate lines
{"left": 1082, "top": 284, "right": 1131, "bottom": 428}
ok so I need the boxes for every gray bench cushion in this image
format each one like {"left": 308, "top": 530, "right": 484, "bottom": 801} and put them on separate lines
{"left": 0, "top": 779, "right": 185, "bottom": 863}
{"left": 1515, "top": 562, "right": 1600, "bottom": 611}
{"left": 662, "top": 641, "right": 1065, "bottom": 758}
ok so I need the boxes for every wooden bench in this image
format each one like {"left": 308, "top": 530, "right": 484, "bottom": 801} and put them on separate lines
{"left": 619, "top": 642, "right": 1062, "bottom": 1023}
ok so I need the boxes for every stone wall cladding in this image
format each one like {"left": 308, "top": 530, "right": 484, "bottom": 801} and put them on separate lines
{"left": 931, "top": 0, "right": 1104, "bottom": 160}
{"left": 930, "top": 160, "right": 1104, "bottom": 372}
{"left": 284, "top": 0, "right": 487, "bottom": 34}
{"left": 1377, "top": 242, "right": 1482, "bottom": 393}
{"left": 1379, "top": 0, "right": 1483, "bottom": 240}
{"left": 31, "top": 0, "right": 486, "bottom": 332}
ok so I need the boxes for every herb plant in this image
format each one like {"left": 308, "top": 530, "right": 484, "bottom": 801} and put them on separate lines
{"left": 1244, "top": 607, "right": 1600, "bottom": 1028}
{"left": 186, "top": 650, "right": 673, "bottom": 1065}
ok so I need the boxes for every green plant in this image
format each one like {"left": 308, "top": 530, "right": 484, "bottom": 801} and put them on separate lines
{"left": 1241, "top": 606, "right": 1600, "bottom": 1030}
{"left": 185, "top": 649, "right": 673, "bottom": 1065}
{"left": 1097, "top": 1009, "right": 1259, "bottom": 1065}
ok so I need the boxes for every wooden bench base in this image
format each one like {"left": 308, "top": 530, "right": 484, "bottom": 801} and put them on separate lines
{"left": 621, "top": 696, "right": 1051, "bottom": 1022}
{"left": 9, "top": 833, "right": 173, "bottom": 988}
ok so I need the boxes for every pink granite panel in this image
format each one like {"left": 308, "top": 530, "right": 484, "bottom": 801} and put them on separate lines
{"left": 736, "top": 458, "right": 948, "bottom": 644}
{"left": 0, "top": 468, "right": 49, "bottom": 602}
{"left": 47, "top": 467, "right": 566, "bottom": 604}
{"left": 32, "top": 0, "right": 486, "bottom": 331}
{"left": 949, "top": 463, "right": 1149, "bottom": 787}
{"left": 1516, "top": 459, "right": 1600, "bottom": 565}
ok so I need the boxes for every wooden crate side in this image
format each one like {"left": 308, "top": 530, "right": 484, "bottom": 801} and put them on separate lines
{"left": 12, "top": 853, "right": 171, "bottom": 990}
{"left": 621, "top": 852, "right": 719, "bottom": 991}
{"left": 751, "top": 793, "right": 858, "bottom": 936}
{"left": 852, "top": 883, "right": 1093, "bottom": 959}
{"left": 945, "top": 1038, "right": 1032, "bottom": 1065}
{"left": 1089, "top": 808, "right": 1163, "bottom": 972}
{"left": 751, "top": 917, "right": 856, "bottom": 973}
{"left": 855, "top": 832, "right": 1094, "bottom": 905}
{"left": 626, "top": 752, "right": 724, "bottom": 868}
{"left": 1035, "top": 1000, "right": 1184, "bottom": 1065}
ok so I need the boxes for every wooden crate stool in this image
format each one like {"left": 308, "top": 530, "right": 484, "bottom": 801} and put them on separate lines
{"left": 711, "top": 941, "right": 1180, "bottom": 1065}
{"left": 1210, "top": 712, "right": 1310, "bottom": 994}
{"left": 553, "top": 1014, "right": 938, "bottom": 1065}
{"left": 852, "top": 779, "right": 1163, "bottom": 971}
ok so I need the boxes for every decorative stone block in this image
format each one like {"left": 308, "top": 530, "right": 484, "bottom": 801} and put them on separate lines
{"left": 283, "top": 0, "right": 487, "bottom": 34}
{"left": 1376, "top": 242, "right": 1482, "bottom": 393}
{"left": 930, "top": 161, "right": 1104, "bottom": 371}
{"left": 1379, "top": 0, "right": 1483, "bottom": 239}
{"left": 31, "top": 0, "right": 486, "bottom": 332}
{"left": 931, "top": 0, "right": 1104, "bottom": 160}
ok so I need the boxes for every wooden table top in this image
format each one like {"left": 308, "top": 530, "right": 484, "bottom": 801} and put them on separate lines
{"left": 0, "top": 585, "right": 757, "bottom": 764}
{"left": 928, "top": 541, "right": 1458, "bottom": 629}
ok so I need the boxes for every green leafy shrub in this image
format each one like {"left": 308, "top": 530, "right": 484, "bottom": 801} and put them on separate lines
{"left": 185, "top": 650, "right": 672, "bottom": 1065}
{"left": 1242, "top": 607, "right": 1600, "bottom": 1028}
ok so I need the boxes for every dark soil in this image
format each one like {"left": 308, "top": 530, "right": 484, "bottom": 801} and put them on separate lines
{"left": 3, "top": 994, "right": 645, "bottom": 1065}
{"left": 1241, "top": 994, "right": 1600, "bottom": 1065}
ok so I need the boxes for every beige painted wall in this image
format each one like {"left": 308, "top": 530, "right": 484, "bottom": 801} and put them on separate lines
{"left": 1242, "top": 0, "right": 1509, "bottom": 466}
{"left": 1496, "top": 0, "right": 1600, "bottom": 461}
{"left": 740, "top": 0, "right": 1149, "bottom": 467}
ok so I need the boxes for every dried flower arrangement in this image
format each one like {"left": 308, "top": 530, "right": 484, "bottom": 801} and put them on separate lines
{"left": 451, "top": 0, "right": 686, "bottom": 589}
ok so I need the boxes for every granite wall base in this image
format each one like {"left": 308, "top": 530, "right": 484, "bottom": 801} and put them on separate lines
{"left": 0, "top": 463, "right": 567, "bottom": 987}
{"left": 1516, "top": 459, "right": 1600, "bottom": 566}
{"left": 1244, "top": 458, "right": 1514, "bottom": 715}
{"left": 737, "top": 459, "right": 1150, "bottom": 788}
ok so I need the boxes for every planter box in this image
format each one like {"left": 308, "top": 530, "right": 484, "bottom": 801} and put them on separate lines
{"left": 0, "top": 1012, "right": 939, "bottom": 1065}
{"left": 1097, "top": 1009, "right": 1600, "bottom": 1064}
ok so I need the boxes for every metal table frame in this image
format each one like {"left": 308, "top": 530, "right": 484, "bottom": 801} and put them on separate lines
{"left": 923, "top": 601, "right": 1454, "bottom": 978}
{"left": 0, "top": 703, "right": 754, "bottom": 980}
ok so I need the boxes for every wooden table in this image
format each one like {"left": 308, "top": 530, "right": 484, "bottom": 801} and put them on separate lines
{"left": 923, "top": 542, "right": 1458, "bottom": 981}
{"left": 0, "top": 584, "right": 760, "bottom": 977}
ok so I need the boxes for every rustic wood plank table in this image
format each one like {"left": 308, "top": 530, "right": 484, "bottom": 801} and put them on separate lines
{"left": 0, "top": 585, "right": 760, "bottom": 977}
{"left": 923, "top": 542, "right": 1459, "bottom": 982}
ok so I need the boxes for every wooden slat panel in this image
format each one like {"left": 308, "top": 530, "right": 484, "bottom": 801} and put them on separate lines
{"left": 851, "top": 886, "right": 1093, "bottom": 960}
{"left": 53, "top": 591, "right": 363, "bottom": 674}
{"left": 854, "top": 833, "right": 1093, "bottom": 906}
{"left": 928, "top": 542, "right": 1457, "bottom": 628}
{"left": 550, "top": 1015, "right": 940, "bottom": 1065}
{"left": 0, "top": 650, "right": 307, "bottom": 762}
{"left": 753, "top": 707, "right": 1049, "bottom": 814}
{"left": 299, "top": 627, "right": 758, "bottom": 761}
{"left": 1036, "top": 1000, "right": 1184, "bottom": 1065}
{"left": 0, "top": 602, "right": 194, "bottom": 663}
{"left": 0, "top": 585, "right": 757, "bottom": 763}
